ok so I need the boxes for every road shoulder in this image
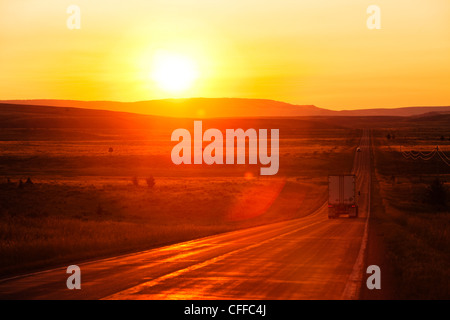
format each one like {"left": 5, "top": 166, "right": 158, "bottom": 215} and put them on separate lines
{"left": 360, "top": 163, "right": 399, "bottom": 300}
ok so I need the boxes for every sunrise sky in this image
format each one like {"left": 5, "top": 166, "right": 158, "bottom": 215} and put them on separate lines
{"left": 0, "top": 0, "right": 449, "bottom": 110}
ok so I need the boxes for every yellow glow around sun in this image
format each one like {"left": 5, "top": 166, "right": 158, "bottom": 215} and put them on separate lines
{"left": 151, "top": 51, "right": 199, "bottom": 94}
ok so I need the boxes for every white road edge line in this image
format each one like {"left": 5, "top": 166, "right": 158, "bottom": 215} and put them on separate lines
{"left": 340, "top": 130, "right": 371, "bottom": 300}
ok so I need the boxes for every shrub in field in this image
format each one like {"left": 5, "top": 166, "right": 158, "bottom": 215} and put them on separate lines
{"left": 132, "top": 176, "right": 139, "bottom": 187}
{"left": 96, "top": 204, "right": 103, "bottom": 216}
{"left": 146, "top": 176, "right": 155, "bottom": 189}
{"left": 425, "top": 178, "right": 448, "bottom": 208}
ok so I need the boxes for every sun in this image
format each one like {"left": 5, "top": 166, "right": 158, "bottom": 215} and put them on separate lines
{"left": 151, "top": 51, "right": 199, "bottom": 94}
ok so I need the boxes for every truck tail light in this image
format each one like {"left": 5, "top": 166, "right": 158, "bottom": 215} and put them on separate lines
{"left": 351, "top": 205, "right": 356, "bottom": 207}
{"left": 328, "top": 204, "right": 334, "bottom": 208}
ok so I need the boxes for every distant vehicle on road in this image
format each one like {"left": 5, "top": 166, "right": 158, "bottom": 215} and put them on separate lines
{"left": 356, "top": 147, "right": 361, "bottom": 152}
{"left": 328, "top": 175, "right": 358, "bottom": 219}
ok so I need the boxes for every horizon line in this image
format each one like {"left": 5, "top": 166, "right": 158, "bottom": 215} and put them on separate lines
{"left": 1, "top": 97, "right": 449, "bottom": 113}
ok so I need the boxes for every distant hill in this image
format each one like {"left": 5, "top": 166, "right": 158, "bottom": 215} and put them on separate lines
{"left": 0, "top": 102, "right": 343, "bottom": 133}
{"left": 335, "top": 106, "right": 450, "bottom": 117}
{"left": 0, "top": 98, "right": 325, "bottom": 118}
{"left": 0, "top": 103, "right": 165, "bottom": 130}
{"left": 1, "top": 98, "right": 450, "bottom": 118}
{"left": 406, "top": 111, "right": 450, "bottom": 120}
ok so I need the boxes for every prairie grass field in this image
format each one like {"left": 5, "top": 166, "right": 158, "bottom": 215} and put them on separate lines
{"left": 372, "top": 122, "right": 450, "bottom": 299}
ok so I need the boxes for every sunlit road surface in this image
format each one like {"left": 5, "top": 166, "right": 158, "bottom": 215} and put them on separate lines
{"left": 0, "top": 131, "right": 372, "bottom": 300}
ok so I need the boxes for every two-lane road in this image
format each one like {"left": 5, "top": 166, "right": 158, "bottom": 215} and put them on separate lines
{"left": 0, "top": 130, "right": 372, "bottom": 300}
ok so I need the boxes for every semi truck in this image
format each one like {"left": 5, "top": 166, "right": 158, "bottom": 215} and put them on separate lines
{"left": 328, "top": 175, "right": 358, "bottom": 219}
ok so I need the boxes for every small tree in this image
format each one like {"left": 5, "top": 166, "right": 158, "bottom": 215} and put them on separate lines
{"left": 146, "top": 176, "right": 155, "bottom": 188}
{"left": 425, "top": 178, "right": 447, "bottom": 207}
{"left": 386, "top": 133, "right": 391, "bottom": 140}
{"left": 132, "top": 176, "right": 139, "bottom": 187}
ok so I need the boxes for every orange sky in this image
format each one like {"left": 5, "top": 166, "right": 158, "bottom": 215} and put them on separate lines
{"left": 0, "top": 0, "right": 449, "bottom": 110}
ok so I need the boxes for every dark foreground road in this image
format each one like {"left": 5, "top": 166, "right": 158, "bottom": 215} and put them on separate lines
{"left": 0, "top": 131, "right": 372, "bottom": 300}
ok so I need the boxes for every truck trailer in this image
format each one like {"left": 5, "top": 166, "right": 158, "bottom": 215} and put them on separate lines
{"left": 328, "top": 175, "right": 358, "bottom": 219}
